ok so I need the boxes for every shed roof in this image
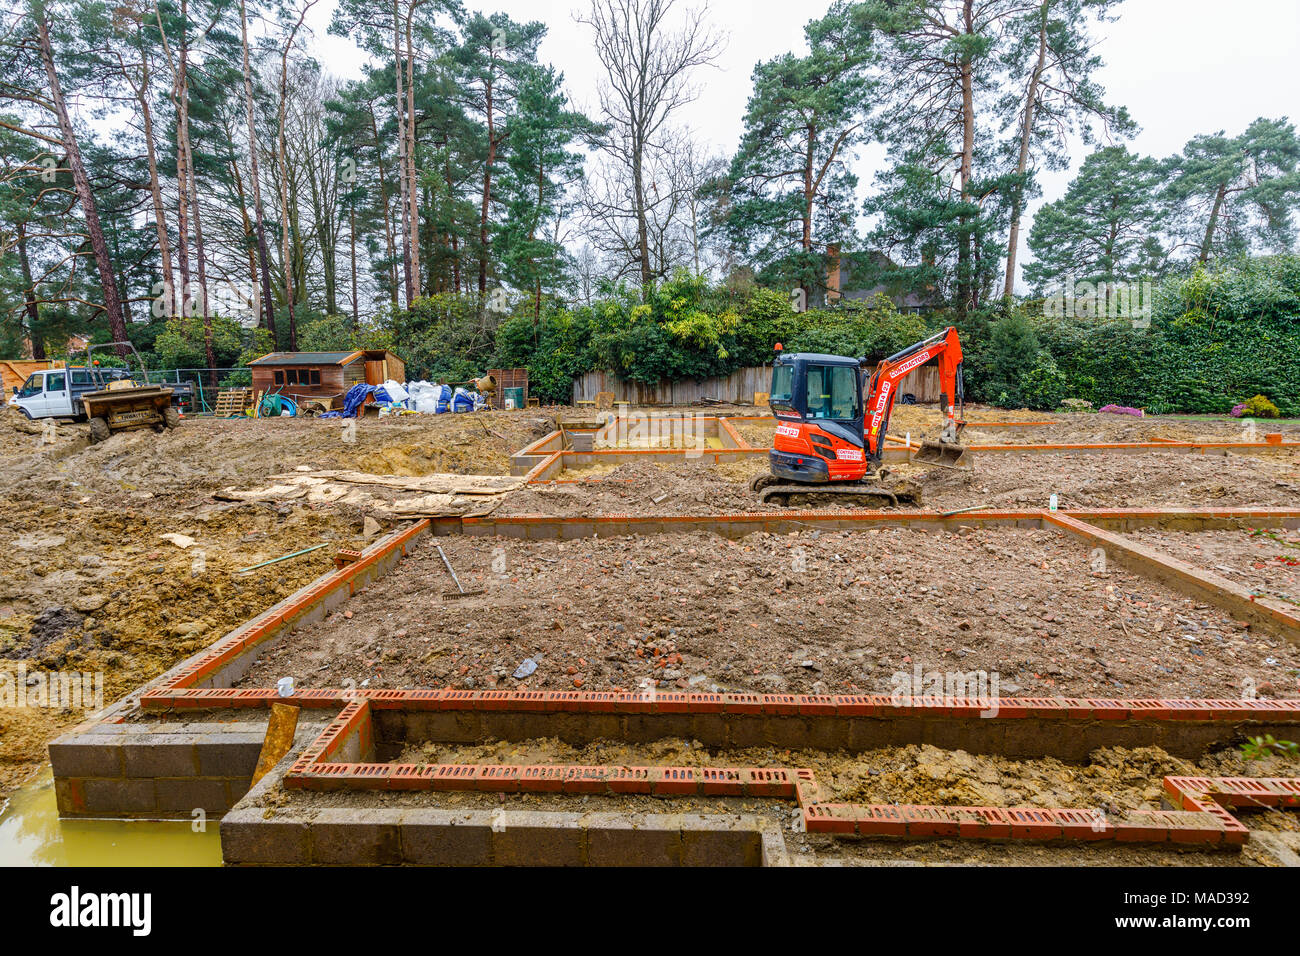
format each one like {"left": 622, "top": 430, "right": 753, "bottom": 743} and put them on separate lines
{"left": 249, "top": 351, "right": 364, "bottom": 366}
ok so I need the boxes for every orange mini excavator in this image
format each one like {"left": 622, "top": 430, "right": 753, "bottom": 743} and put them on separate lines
{"left": 751, "top": 326, "right": 969, "bottom": 507}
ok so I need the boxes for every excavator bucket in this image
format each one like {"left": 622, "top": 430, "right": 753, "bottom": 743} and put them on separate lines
{"left": 913, "top": 439, "right": 970, "bottom": 470}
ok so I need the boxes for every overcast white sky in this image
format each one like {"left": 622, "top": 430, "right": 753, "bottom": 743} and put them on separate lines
{"left": 305, "top": 0, "right": 1300, "bottom": 291}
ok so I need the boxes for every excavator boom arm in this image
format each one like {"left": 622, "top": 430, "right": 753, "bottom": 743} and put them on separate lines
{"left": 864, "top": 326, "right": 963, "bottom": 459}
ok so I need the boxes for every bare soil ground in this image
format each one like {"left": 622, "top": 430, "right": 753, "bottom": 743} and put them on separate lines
{"left": 0, "top": 406, "right": 554, "bottom": 498}
{"left": 392, "top": 738, "right": 1298, "bottom": 822}
{"left": 1130, "top": 528, "right": 1300, "bottom": 606}
{"left": 238, "top": 527, "right": 1300, "bottom": 700}
{"left": 0, "top": 406, "right": 553, "bottom": 798}
{"left": 509, "top": 406, "right": 1300, "bottom": 517}
{"left": 1127, "top": 528, "right": 1300, "bottom": 697}
{"left": 252, "top": 738, "right": 1297, "bottom": 866}
{"left": 6, "top": 397, "right": 1300, "bottom": 862}
{"left": 503, "top": 448, "right": 1300, "bottom": 516}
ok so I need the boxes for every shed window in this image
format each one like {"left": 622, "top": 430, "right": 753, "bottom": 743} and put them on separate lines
{"left": 272, "top": 368, "right": 322, "bottom": 387}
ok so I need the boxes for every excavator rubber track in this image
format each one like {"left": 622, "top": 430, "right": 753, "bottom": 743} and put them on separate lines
{"left": 750, "top": 474, "right": 922, "bottom": 509}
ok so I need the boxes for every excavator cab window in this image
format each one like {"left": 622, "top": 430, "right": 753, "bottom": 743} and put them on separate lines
{"left": 804, "top": 364, "right": 860, "bottom": 422}
{"left": 770, "top": 363, "right": 795, "bottom": 413}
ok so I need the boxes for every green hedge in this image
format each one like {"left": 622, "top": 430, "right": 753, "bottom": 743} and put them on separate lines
{"left": 1029, "top": 257, "right": 1300, "bottom": 415}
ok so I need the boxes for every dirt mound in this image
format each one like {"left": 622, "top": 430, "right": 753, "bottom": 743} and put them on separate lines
{"left": 505, "top": 457, "right": 764, "bottom": 516}
{"left": 0, "top": 410, "right": 552, "bottom": 506}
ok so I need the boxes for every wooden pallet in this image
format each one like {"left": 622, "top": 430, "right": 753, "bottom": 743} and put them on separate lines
{"left": 213, "top": 387, "right": 252, "bottom": 418}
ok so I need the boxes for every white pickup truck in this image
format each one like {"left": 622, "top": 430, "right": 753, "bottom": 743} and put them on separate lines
{"left": 9, "top": 366, "right": 130, "bottom": 420}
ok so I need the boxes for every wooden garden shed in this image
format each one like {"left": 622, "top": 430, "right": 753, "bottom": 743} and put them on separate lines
{"left": 248, "top": 349, "right": 405, "bottom": 409}
{"left": 1, "top": 359, "right": 61, "bottom": 396}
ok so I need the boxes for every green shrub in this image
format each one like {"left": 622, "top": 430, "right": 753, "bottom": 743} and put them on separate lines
{"left": 1242, "top": 394, "right": 1281, "bottom": 418}
{"left": 986, "top": 312, "right": 1040, "bottom": 395}
{"left": 1020, "top": 359, "right": 1067, "bottom": 411}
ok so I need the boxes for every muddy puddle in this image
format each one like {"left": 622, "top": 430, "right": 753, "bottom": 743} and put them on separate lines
{"left": 0, "top": 773, "right": 221, "bottom": 866}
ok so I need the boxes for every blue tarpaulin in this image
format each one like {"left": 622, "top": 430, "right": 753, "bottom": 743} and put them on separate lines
{"left": 342, "top": 383, "right": 377, "bottom": 418}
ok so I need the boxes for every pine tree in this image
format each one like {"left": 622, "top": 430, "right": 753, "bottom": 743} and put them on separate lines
{"left": 856, "top": 0, "right": 1019, "bottom": 315}
{"left": 452, "top": 12, "right": 546, "bottom": 296}
{"left": 721, "top": 1, "right": 873, "bottom": 305}
{"left": 496, "top": 65, "right": 598, "bottom": 320}
{"left": 997, "top": 0, "right": 1133, "bottom": 299}
{"left": 1167, "top": 117, "right": 1300, "bottom": 263}
{"left": 1025, "top": 145, "right": 1166, "bottom": 291}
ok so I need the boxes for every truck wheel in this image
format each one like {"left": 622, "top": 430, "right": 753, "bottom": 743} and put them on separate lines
{"left": 164, "top": 406, "right": 181, "bottom": 429}
{"left": 89, "top": 417, "right": 110, "bottom": 444}
{"left": 19, "top": 407, "right": 32, "bottom": 420}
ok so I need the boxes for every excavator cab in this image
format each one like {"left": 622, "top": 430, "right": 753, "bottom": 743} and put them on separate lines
{"left": 768, "top": 350, "right": 870, "bottom": 484}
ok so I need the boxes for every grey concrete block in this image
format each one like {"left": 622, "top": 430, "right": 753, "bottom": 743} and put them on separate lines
{"left": 221, "top": 810, "right": 312, "bottom": 864}
{"left": 49, "top": 737, "right": 124, "bottom": 777}
{"left": 760, "top": 824, "right": 790, "bottom": 867}
{"left": 491, "top": 811, "right": 586, "bottom": 866}
{"left": 82, "top": 777, "right": 156, "bottom": 813}
{"left": 680, "top": 817, "right": 762, "bottom": 866}
{"left": 121, "top": 736, "right": 200, "bottom": 777}
{"left": 155, "top": 777, "right": 232, "bottom": 813}
{"left": 725, "top": 715, "right": 769, "bottom": 748}
{"left": 82, "top": 722, "right": 136, "bottom": 735}
{"left": 310, "top": 810, "right": 402, "bottom": 864}
{"left": 686, "top": 714, "right": 727, "bottom": 747}
{"left": 400, "top": 812, "right": 494, "bottom": 865}
{"left": 586, "top": 815, "right": 682, "bottom": 866}
{"left": 196, "top": 738, "right": 264, "bottom": 777}
{"left": 623, "top": 714, "right": 692, "bottom": 743}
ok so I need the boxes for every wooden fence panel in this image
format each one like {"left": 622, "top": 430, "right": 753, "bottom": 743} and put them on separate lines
{"left": 572, "top": 365, "right": 941, "bottom": 406}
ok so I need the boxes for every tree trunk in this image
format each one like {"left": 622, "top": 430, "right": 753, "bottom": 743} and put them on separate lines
{"left": 446, "top": 153, "right": 461, "bottom": 293}
{"left": 800, "top": 124, "right": 816, "bottom": 304}
{"left": 277, "top": 16, "right": 307, "bottom": 351}
{"left": 393, "top": 1, "right": 413, "bottom": 307}
{"left": 181, "top": 40, "right": 210, "bottom": 328}
{"left": 479, "top": 63, "right": 495, "bottom": 294}
{"left": 17, "top": 221, "right": 45, "bottom": 359}
{"left": 227, "top": 149, "right": 261, "bottom": 311}
{"left": 136, "top": 50, "right": 175, "bottom": 319}
{"left": 174, "top": 3, "right": 192, "bottom": 311}
{"left": 37, "top": 13, "right": 129, "bottom": 350}
{"left": 404, "top": 9, "right": 421, "bottom": 299}
{"left": 633, "top": 145, "right": 652, "bottom": 289}
{"left": 182, "top": 107, "right": 213, "bottom": 376}
{"left": 238, "top": 0, "right": 279, "bottom": 343}
{"left": 956, "top": 0, "right": 976, "bottom": 317}
{"left": 190, "top": 151, "right": 215, "bottom": 377}
{"left": 365, "top": 106, "right": 400, "bottom": 308}
{"left": 350, "top": 201, "right": 359, "bottom": 325}
{"left": 533, "top": 160, "right": 545, "bottom": 320}
{"left": 1199, "top": 183, "right": 1227, "bottom": 263}
{"left": 1003, "top": 3, "right": 1048, "bottom": 300}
